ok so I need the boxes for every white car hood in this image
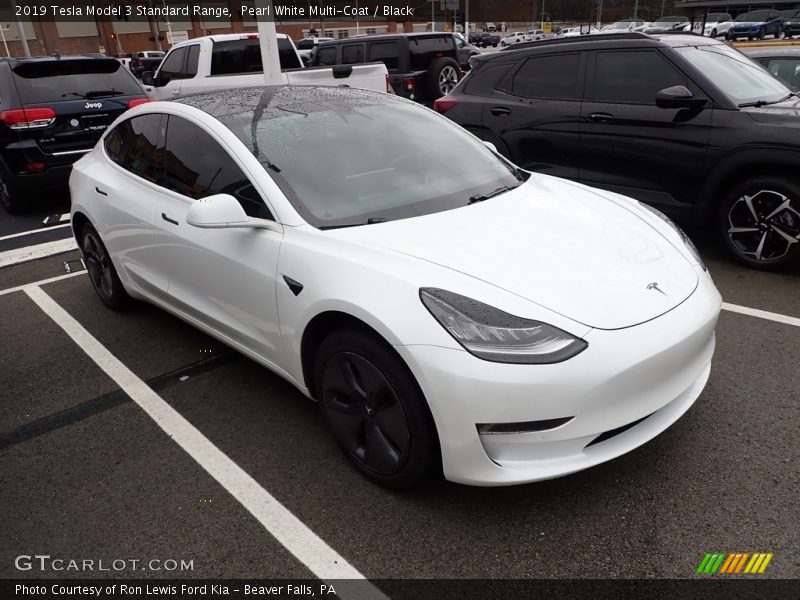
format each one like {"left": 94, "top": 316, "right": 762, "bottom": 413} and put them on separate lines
{"left": 332, "top": 176, "right": 698, "bottom": 330}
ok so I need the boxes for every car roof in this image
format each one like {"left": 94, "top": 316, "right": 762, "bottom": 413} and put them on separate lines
{"left": 488, "top": 32, "right": 719, "bottom": 56}
{"left": 318, "top": 32, "right": 453, "bottom": 44}
{"left": 174, "top": 85, "right": 398, "bottom": 121}
{"left": 170, "top": 32, "right": 289, "bottom": 50}
{"left": 0, "top": 53, "right": 111, "bottom": 66}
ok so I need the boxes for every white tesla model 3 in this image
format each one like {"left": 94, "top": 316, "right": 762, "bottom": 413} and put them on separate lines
{"left": 69, "top": 87, "right": 721, "bottom": 488}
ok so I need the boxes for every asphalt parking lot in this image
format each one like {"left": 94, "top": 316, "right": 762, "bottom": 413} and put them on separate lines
{"left": 1, "top": 196, "right": 798, "bottom": 594}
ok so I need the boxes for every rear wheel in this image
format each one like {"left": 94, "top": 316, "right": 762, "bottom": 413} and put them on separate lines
{"left": 716, "top": 176, "right": 800, "bottom": 270}
{"left": 0, "top": 173, "right": 22, "bottom": 214}
{"left": 80, "top": 223, "right": 130, "bottom": 308}
{"left": 314, "top": 328, "right": 440, "bottom": 489}
{"left": 710, "top": 28, "right": 717, "bottom": 37}
{"left": 426, "top": 57, "right": 461, "bottom": 100}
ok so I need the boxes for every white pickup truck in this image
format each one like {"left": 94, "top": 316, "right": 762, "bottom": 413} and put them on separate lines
{"left": 143, "top": 33, "right": 388, "bottom": 100}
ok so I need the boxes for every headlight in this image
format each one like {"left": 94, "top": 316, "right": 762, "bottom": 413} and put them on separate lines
{"left": 639, "top": 203, "right": 707, "bottom": 271}
{"left": 419, "top": 288, "right": 588, "bottom": 364}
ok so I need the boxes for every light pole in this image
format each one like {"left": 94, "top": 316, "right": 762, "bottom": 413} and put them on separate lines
{"left": 541, "top": 0, "right": 546, "bottom": 31}
{"left": 597, "top": 0, "right": 603, "bottom": 29}
{"left": 633, "top": 0, "right": 639, "bottom": 19}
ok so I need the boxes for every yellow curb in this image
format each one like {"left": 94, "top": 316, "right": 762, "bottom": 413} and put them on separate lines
{"left": 731, "top": 40, "right": 800, "bottom": 48}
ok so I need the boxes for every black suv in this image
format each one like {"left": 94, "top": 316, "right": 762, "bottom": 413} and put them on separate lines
{"left": 0, "top": 55, "right": 150, "bottom": 214}
{"left": 311, "top": 33, "right": 461, "bottom": 102}
{"left": 437, "top": 33, "right": 800, "bottom": 270}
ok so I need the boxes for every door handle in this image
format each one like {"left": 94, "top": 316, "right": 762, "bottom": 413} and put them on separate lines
{"left": 587, "top": 112, "right": 615, "bottom": 124}
{"left": 161, "top": 213, "right": 179, "bottom": 226}
{"left": 490, "top": 106, "right": 512, "bottom": 116}
{"left": 95, "top": 186, "right": 108, "bottom": 196}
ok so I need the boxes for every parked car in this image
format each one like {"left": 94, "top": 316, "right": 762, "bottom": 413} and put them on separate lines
{"left": 558, "top": 26, "right": 600, "bottom": 37}
{"left": 0, "top": 55, "right": 150, "bottom": 214}
{"left": 779, "top": 9, "right": 800, "bottom": 38}
{"left": 143, "top": 33, "right": 388, "bottom": 101}
{"left": 501, "top": 32, "right": 530, "bottom": 47}
{"left": 69, "top": 85, "right": 720, "bottom": 488}
{"left": 436, "top": 33, "right": 800, "bottom": 270}
{"left": 692, "top": 13, "right": 733, "bottom": 38}
{"left": 473, "top": 32, "right": 501, "bottom": 47}
{"left": 129, "top": 51, "right": 165, "bottom": 78}
{"left": 453, "top": 33, "right": 480, "bottom": 70}
{"left": 645, "top": 16, "right": 690, "bottom": 33}
{"left": 311, "top": 33, "right": 461, "bottom": 102}
{"left": 528, "top": 29, "right": 547, "bottom": 40}
{"left": 726, "top": 10, "right": 783, "bottom": 41}
{"left": 295, "top": 36, "right": 334, "bottom": 62}
{"left": 601, "top": 20, "right": 648, "bottom": 33}
{"left": 742, "top": 47, "right": 800, "bottom": 91}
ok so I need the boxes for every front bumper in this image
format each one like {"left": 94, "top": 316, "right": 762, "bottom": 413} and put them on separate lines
{"left": 396, "top": 268, "right": 720, "bottom": 486}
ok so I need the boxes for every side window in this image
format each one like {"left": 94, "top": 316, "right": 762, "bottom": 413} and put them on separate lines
{"left": 464, "top": 63, "right": 513, "bottom": 96}
{"left": 511, "top": 53, "right": 580, "bottom": 100}
{"left": 455, "top": 37, "right": 465, "bottom": 49}
{"left": 104, "top": 114, "right": 162, "bottom": 182}
{"left": 162, "top": 116, "right": 272, "bottom": 219}
{"left": 316, "top": 46, "right": 337, "bottom": 66}
{"left": 368, "top": 42, "right": 400, "bottom": 70}
{"left": 158, "top": 47, "right": 186, "bottom": 83}
{"left": 184, "top": 45, "right": 200, "bottom": 77}
{"left": 765, "top": 58, "right": 800, "bottom": 88}
{"left": 591, "top": 50, "right": 690, "bottom": 104}
{"left": 341, "top": 44, "right": 364, "bottom": 65}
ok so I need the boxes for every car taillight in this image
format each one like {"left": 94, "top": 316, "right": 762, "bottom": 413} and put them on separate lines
{"left": 385, "top": 74, "right": 392, "bottom": 93}
{"left": 433, "top": 98, "right": 459, "bottom": 114}
{"left": 404, "top": 76, "right": 415, "bottom": 92}
{"left": 241, "top": 34, "right": 258, "bottom": 40}
{"left": 1, "top": 108, "right": 56, "bottom": 129}
{"left": 128, "top": 98, "right": 153, "bottom": 108}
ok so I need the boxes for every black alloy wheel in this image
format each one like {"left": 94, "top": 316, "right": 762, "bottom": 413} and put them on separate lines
{"left": 315, "top": 329, "right": 440, "bottom": 488}
{"left": 718, "top": 177, "right": 800, "bottom": 270}
{"left": 81, "top": 224, "right": 129, "bottom": 308}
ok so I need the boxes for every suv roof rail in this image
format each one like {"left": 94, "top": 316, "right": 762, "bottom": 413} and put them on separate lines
{"left": 500, "top": 31, "right": 652, "bottom": 51}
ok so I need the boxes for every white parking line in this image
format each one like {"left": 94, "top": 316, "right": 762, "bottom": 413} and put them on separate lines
{"left": 721, "top": 302, "right": 800, "bottom": 328}
{"left": 0, "top": 238, "right": 78, "bottom": 268}
{"left": 0, "top": 271, "right": 85, "bottom": 298}
{"left": 0, "top": 223, "right": 70, "bottom": 242}
{"left": 23, "top": 285, "right": 386, "bottom": 600}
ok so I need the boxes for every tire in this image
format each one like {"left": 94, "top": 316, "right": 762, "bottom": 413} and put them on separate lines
{"left": 425, "top": 57, "right": 461, "bottom": 100}
{"left": 0, "top": 172, "right": 22, "bottom": 214}
{"left": 757, "top": 28, "right": 765, "bottom": 40}
{"left": 710, "top": 28, "right": 717, "bottom": 38}
{"left": 314, "top": 328, "right": 441, "bottom": 489}
{"left": 80, "top": 223, "right": 130, "bottom": 309}
{"left": 501, "top": 40, "right": 506, "bottom": 47}
{"left": 716, "top": 176, "right": 800, "bottom": 270}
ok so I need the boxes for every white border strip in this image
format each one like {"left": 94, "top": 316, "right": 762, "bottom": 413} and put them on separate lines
{"left": 0, "top": 223, "right": 70, "bottom": 242}
{"left": 0, "top": 238, "right": 78, "bottom": 268}
{"left": 24, "top": 285, "right": 385, "bottom": 600}
{"left": 0, "top": 271, "right": 85, "bottom": 297}
{"left": 721, "top": 302, "right": 800, "bottom": 328}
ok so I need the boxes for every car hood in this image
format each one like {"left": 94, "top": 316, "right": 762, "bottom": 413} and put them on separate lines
{"left": 732, "top": 21, "right": 766, "bottom": 27}
{"left": 331, "top": 177, "right": 698, "bottom": 330}
{"left": 744, "top": 96, "right": 800, "bottom": 120}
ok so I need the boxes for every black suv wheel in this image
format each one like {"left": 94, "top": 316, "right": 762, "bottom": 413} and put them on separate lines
{"left": 427, "top": 57, "right": 461, "bottom": 99}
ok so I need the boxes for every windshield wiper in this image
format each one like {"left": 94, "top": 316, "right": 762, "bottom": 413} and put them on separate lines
{"left": 85, "top": 89, "right": 123, "bottom": 99}
{"left": 469, "top": 185, "right": 518, "bottom": 204}
{"left": 739, "top": 93, "right": 796, "bottom": 108}
{"left": 319, "top": 217, "right": 389, "bottom": 230}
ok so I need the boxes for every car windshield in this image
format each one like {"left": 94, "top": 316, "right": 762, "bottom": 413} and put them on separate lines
{"left": 656, "top": 17, "right": 685, "bottom": 24}
{"left": 217, "top": 89, "right": 525, "bottom": 229}
{"left": 675, "top": 44, "right": 790, "bottom": 105}
{"left": 736, "top": 11, "right": 769, "bottom": 22}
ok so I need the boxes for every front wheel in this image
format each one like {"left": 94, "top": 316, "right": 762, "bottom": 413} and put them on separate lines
{"left": 314, "top": 329, "right": 440, "bottom": 489}
{"left": 0, "top": 173, "right": 21, "bottom": 214}
{"left": 716, "top": 177, "right": 800, "bottom": 270}
{"left": 710, "top": 28, "right": 717, "bottom": 38}
{"left": 80, "top": 223, "right": 130, "bottom": 308}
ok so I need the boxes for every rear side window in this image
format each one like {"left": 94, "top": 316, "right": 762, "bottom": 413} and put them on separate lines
{"left": 590, "top": 50, "right": 690, "bottom": 104}
{"left": 11, "top": 59, "right": 142, "bottom": 104}
{"left": 210, "top": 38, "right": 301, "bottom": 75}
{"left": 162, "top": 115, "right": 271, "bottom": 219}
{"left": 368, "top": 42, "right": 400, "bottom": 70}
{"left": 464, "top": 63, "right": 513, "bottom": 96}
{"left": 316, "top": 46, "right": 337, "bottom": 66}
{"left": 511, "top": 53, "right": 581, "bottom": 99}
{"left": 104, "top": 114, "right": 162, "bottom": 182}
{"left": 342, "top": 44, "right": 364, "bottom": 65}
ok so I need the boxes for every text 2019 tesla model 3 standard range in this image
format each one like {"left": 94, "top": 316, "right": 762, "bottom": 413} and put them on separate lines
{"left": 69, "top": 87, "right": 721, "bottom": 488}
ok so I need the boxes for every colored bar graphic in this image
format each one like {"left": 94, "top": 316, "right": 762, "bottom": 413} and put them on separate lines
{"left": 698, "top": 552, "right": 773, "bottom": 575}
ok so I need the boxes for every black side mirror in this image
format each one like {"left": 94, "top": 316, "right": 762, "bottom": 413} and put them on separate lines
{"left": 141, "top": 71, "right": 155, "bottom": 86}
{"left": 655, "top": 85, "right": 708, "bottom": 110}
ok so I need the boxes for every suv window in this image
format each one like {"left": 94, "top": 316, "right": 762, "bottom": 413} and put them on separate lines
{"left": 159, "top": 47, "right": 187, "bottom": 83}
{"left": 511, "top": 53, "right": 581, "bottom": 99}
{"left": 210, "top": 38, "right": 301, "bottom": 75}
{"left": 316, "top": 46, "right": 337, "bottom": 66}
{"left": 104, "top": 114, "right": 162, "bottom": 182}
{"left": 368, "top": 42, "right": 400, "bottom": 70}
{"left": 590, "top": 50, "right": 690, "bottom": 104}
{"left": 162, "top": 116, "right": 271, "bottom": 219}
{"left": 11, "top": 59, "right": 142, "bottom": 104}
{"left": 342, "top": 44, "right": 364, "bottom": 64}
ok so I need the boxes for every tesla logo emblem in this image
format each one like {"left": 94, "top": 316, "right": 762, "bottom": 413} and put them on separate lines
{"left": 647, "top": 282, "right": 667, "bottom": 296}
{"left": 85, "top": 102, "right": 103, "bottom": 109}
